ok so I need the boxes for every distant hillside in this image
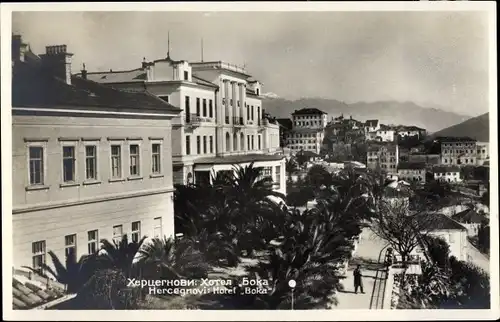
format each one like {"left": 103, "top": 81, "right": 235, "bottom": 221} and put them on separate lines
{"left": 262, "top": 98, "right": 470, "bottom": 133}
{"left": 431, "top": 113, "right": 489, "bottom": 142}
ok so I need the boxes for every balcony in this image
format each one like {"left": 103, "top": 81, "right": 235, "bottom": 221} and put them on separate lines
{"left": 186, "top": 114, "right": 212, "bottom": 128}
{"left": 233, "top": 116, "right": 244, "bottom": 129}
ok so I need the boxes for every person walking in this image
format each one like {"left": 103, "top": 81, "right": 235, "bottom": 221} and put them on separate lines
{"left": 353, "top": 264, "right": 364, "bottom": 294}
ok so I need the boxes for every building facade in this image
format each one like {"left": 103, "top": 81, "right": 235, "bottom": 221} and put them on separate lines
{"left": 286, "top": 108, "right": 328, "bottom": 155}
{"left": 433, "top": 166, "right": 461, "bottom": 183}
{"left": 12, "top": 37, "right": 180, "bottom": 270}
{"left": 375, "top": 125, "right": 396, "bottom": 142}
{"left": 439, "top": 137, "right": 477, "bottom": 166}
{"left": 83, "top": 55, "right": 285, "bottom": 194}
{"left": 397, "top": 162, "right": 426, "bottom": 184}
{"left": 366, "top": 143, "right": 399, "bottom": 173}
{"left": 476, "top": 141, "right": 489, "bottom": 166}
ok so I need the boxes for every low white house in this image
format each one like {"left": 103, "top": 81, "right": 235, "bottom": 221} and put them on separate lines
{"left": 433, "top": 165, "right": 461, "bottom": 183}
{"left": 451, "top": 208, "right": 485, "bottom": 237}
{"left": 413, "top": 213, "right": 468, "bottom": 262}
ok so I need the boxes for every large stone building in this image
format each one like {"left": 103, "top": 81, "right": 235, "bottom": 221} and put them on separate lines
{"left": 11, "top": 36, "right": 180, "bottom": 270}
{"left": 438, "top": 136, "right": 477, "bottom": 166}
{"left": 476, "top": 141, "right": 489, "bottom": 166}
{"left": 82, "top": 52, "right": 285, "bottom": 194}
{"left": 286, "top": 108, "right": 328, "bottom": 154}
{"left": 397, "top": 162, "right": 427, "bottom": 184}
{"left": 366, "top": 143, "right": 399, "bottom": 173}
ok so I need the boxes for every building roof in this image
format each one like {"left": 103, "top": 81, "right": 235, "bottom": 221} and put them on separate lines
{"left": 379, "top": 124, "right": 394, "bottom": 131}
{"left": 192, "top": 75, "right": 219, "bottom": 88}
{"left": 276, "top": 118, "right": 293, "bottom": 130}
{"left": 82, "top": 68, "right": 147, "bottom": 84}
{"left": 433, "top": 166, "right": 460, "bottom": 173}
{"left": 12, "top": 268, "right": 73, "bottom": 310}
{"left": 365, "top": 119, "right": 379, "bottom": 127}
{"left": 397, "top": 162, "right": 426, "bottom": 170}
{"left": 436, "top": 136, "right": 477, "bottom": 143}
{"left": 194, "top": 153, "right": 285, "bottom": 165}
{"left": 414, "top": 212, "right": 467, "bottom": 231}
{"left": 367, "top": 143, "right": 398, "bottom": 153}
{"left": 451, "top": 208, "right": 485, "bottom": 224}
{"left": 292, "top": 108, "right": 327, "bottom": 116}
{"left": 12, "top": 52, "right": 181, "bottom": 114}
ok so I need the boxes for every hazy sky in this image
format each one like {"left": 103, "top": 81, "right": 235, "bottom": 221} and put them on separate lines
{"left": 12, "top": 11, "right": 490, "bottom": 116}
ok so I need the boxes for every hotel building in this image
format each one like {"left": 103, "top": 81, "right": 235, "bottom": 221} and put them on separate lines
{"left": 11, "top": 36, "right": 180, "bottom": 270}
{"left": 286, "top": 108, "right": 328, "bottom": 154}
{"left": 439, "top": 137, "right": 477, "bottom": 166}
{"left": 82, "top": 53, "right": 285, "bottom": 194}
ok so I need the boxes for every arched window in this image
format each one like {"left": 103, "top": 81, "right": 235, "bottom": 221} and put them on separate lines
{"left": 233, "top": 133, "right": 238, "bottom": 151}
{"left": 226, "top": 132, "right": 231, "bottom": 152}
{"left": 240, "top": 133, "right": 245, "bottom": 151}
{"left": 187, "top": 172, "right": 193, "bottom": 185}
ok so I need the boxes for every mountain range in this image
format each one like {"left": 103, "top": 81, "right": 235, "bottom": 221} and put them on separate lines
{"left": 262, "top": 97, "right": 472, "bottom": 133}
{"left": 431, "top": 112, "right": 490, "bottom": 142}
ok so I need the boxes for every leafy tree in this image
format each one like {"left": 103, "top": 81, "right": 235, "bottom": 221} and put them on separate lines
{"left": 285, "top": 158, "right": 298, "bottom": 178}
{"left": 98, "top": 235, "right": 147, "bottom": 278}
{"left": 295, "top": 151, "right": 310, "bottom": 169}
{"left": 23, "top": 248, "right": 97, "bottom": 294}
{"left": 423, "top": 235, "right": 451, "bottom": 269}
{"left": 135, "top": 237, "right": 209, "bottom": 280}
{"left": 305, "top": 164, "right": 333, "bottom": 189}
{"left": 477, "top": 224, "right": 490, "bottom": 254}
{"left": 76, "top": 268, "right": 141, "bottom": 309}
{"left": 447, "top": 256, "right": 490, "bottom": 309}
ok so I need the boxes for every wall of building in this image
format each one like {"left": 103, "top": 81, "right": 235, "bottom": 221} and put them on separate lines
{"left": 428, "top": 230, "right": 468, "bottom": 262}
{"left": 13, "top": 114, "right": 174, "bottom": 208}
{"left": 434, "top": 171, "right": 461, "bottom": 183}
{"left": 441, "top": 141, "right": 477, "bottom": 166}
{"left": 397, "top": 169, "right": 426, "bottom": 183}
{"left": 13, "top": 191, "right": 174, "bottom": 269}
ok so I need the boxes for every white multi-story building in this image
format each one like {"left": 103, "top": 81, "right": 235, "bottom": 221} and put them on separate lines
{"left": 476, "top": 141, "right": 489, "bottom": 166}
{"left": 286, "top": 108, "right": 327, "bottom": 154}
{"left": 84, "top": 54, "right": 286, "bottom": 194}
{"left": 439, "top": 137, "right": 477, "bottom": 166}
{"left": 433, "top": 166, "right": 461, "bottom": 183}
{"left": 366, "top": 143, "right": 399, "bottom": 173}
{"left": 397, "top": 162, "right": 427, "bottom": 184}
{"left": 375, "top": 125, "right": 396, "bottom": 142}
{"left": 11, "top": 36, "right": 180, "bottom": 270}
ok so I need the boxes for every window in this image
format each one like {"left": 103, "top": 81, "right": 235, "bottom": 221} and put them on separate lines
{"left": 62, "top": 146, "right": 76, "bottom": 182}
{"left": 262, "top": 166, "right": 272, "bottom": 179}
{"left": 111, "top": 145, "right": 122, "bottom": 178}
{"left": 32, "top": 241, "right": 46, "bottom": 272}
{"left": 247, "top": 135, "right": 250, "bottom": 150}
{"left": 151, "top": 143, "right": 162, "bottom": 174}
{"left": 113, "top": 225, "right": 123, "bottom": 243}
{"left": 185, "top": 96, "right": 191, "bottom": 122}
{"left": 84, "top": 145, "right": 98, "bottom": 180}
{"left": 29, "top": 146, "right": 44, "bottom": 185}
{"left": 159, "top": 95, "right": 169, "bottom": 103}
{"left": 251, "top": 135, "right": 255, "bottom": 150}
{"left": 247, "top": 106, "right": 250, "bottom": 120}
{"left": 203, "top": 136, "right": 207, "bottom": 154}
{"left": 240, "top": 133, "right": 245, "bottom": 150}
{"left": 196, "top": 98, "right": 201, "bottom": 116}
{"left": 258, "top": 136, "right": 261, "bottom": 150}
{"left": 275, "top": 166, "right": 281, "bottom": 189}
{"left": 251, "top": 106, "right": 254, "bottom": 120}
{"left": 88, "top": 230, "right": 98, "bottom": 254}
{"left": 154, "top": 217, "right": 162, "bottom": 238}
{"left": 129, "top": 144, "right": 140, "bottom": 176}
{"left": 197, "top": 136, "right": 201, "bottom": 154}
{"left": 184, "top": 71, "right": 188, "bottom": 81}
{"left": 65, "top": 234, "right": 77, "bottom": 258}
{"left": 202, "top": 99, "right": 207, "bottom": 117}
{"left": 209, "top": 136, "right": 214, "bottom": 153}
{"left": 186, "top": 136, "right": 191, "bottom": 155}
{"left": 209, "top": 100, "right": 213, "bottom": 118}
{"left": 131, "top": 221, "right": 141, "bottom": 243}
{"left": 226, "top": 133, "right": 231, "bottom": 152}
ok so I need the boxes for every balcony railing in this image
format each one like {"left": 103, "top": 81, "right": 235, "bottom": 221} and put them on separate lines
{"left": 186, "top": 114, "right": 213, "bottom": 127}
{"left": 233, "top": 116, "right": 244, "bottom": 126}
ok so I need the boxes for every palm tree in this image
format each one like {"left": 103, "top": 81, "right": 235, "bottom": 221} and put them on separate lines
{"left": 135, "top": 237, "right": 209, "bottom": 280}
{"left": 98, "top": 235, "right": 147, "bottom": 278}
{"left": 23, "top": 248, "right": 97, "bottom": 294}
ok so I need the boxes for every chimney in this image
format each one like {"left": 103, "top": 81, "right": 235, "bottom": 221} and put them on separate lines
{"left": 81, "top": 63, "right": 87, "bottom": 80}
{"left": 12, "top": 34, "right": 30, "bottom": 63}
{"left": 40, "top": 44, "right": 74, "bottom": 85}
